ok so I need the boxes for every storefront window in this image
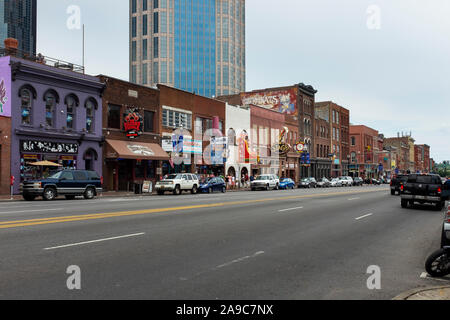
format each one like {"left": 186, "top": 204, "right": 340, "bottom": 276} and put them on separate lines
{"left": 135, "top": 161, "right": 145, "bottom": 178}
{"left": 20, "top": 89, "right": 32, "bottom": 125}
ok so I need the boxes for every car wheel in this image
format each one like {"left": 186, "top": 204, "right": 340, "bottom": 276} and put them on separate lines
{"left": 84, "top": 187, "right": 95, "bottom": 200}
{"left": 43, "top": 187, "right": 56, "bottom": 201}
{"left": 266, "top": 184, "right": 270, "bottom": 191}
{"left": 222, "top": 186, "right": 226, "bottom": 193}
{"left": 251, "top": 187, "right": 256, "bottom": 191}
{"left": 275, "top": 184, "right": 279, "bottom": 190}
{"left": 401, "top": 199, "right": 408, "bottom": 208}
{"left": 173, "top": 185, "right": 181, "bottom": 195}
{"left": 23, "top": 194, "right": 36, "bottom": 201}
{"left": 191, "top": 185, "right": 198, "bottom": 194}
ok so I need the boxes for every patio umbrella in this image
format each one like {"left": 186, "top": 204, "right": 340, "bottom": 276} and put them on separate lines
{"left": 28, "top": 160, "right": 62, "bottom": 167}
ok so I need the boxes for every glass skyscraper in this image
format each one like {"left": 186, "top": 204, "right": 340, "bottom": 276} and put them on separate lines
{"left": 0, "top": 0, "right": 37, "bottom": 55}
{"left": 130, "top": 0, "right": 245, "bottom": 97}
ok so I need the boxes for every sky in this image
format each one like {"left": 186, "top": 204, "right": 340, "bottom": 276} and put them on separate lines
{"left": 36, "top": 0, "right": 450, "bottom": 162}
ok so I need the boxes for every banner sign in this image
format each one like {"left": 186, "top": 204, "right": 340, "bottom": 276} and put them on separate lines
{"left": 21, "top": 140, "right": 78, "bottom": 154}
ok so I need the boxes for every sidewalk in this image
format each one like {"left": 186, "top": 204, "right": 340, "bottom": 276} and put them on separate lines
{"left": 394, "top": 286, "right": 450, "bottom": 300}
{"left": 0, "top": 187, "right": 251, "bottom": 202}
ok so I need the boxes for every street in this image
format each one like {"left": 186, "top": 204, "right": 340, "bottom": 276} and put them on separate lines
{"left": 0, "top": 185, "right": 447, "bottom": 300}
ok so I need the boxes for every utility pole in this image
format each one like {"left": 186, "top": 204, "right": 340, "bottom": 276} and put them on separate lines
{"left": 82, "top": 24, "right": 85, "bottom": 74}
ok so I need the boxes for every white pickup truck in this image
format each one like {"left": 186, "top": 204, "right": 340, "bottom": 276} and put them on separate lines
{"left": 155, "top": 173, "right": 199, "bottom": 195}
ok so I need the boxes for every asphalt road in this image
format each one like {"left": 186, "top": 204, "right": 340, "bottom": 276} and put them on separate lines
{"left": 0, "top": 185, "right": 447, "bottom": 300}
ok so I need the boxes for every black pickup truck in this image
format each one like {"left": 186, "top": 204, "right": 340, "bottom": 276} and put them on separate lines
{"left": 400, "top": 174, "right": 448, "bottom": 210}
{"left": 390, "top": 174, "right": 409, "bottom": 195}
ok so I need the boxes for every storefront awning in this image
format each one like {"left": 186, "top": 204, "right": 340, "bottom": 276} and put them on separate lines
{"left": 105, "top": 139, "right": 170, "bottom": 161}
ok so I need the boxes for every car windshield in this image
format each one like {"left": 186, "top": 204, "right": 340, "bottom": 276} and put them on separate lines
{"left": 301, "top": 178, "right": 309, "bottom": 182}
{"left": 165, "top": 174, "right": 182, "bottom": 180}
{"left": 255, "top": 176, "right": 269, "bottom": 181}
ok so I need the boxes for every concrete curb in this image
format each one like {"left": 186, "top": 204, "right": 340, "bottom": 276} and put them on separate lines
{"left": 393, "top": 285, "right": 450, "bottom": 300}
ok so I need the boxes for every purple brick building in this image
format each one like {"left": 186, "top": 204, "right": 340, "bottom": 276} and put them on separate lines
{"left": 0, "top": 55, "right": 104, "bottom": 194}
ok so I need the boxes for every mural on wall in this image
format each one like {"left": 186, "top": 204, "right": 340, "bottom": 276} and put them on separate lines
{"left": 241, "top": 88, "right": 297, "bottom": 116}
{"left": 0, "top": 57, "right": 11, "bottom": 117}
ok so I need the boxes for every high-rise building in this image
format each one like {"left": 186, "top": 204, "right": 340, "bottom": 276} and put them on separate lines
{"left": 0, "top": 0, "right": 37, "bottom": 55}
{"left": 130, "top": 0, "right": 245, "bottom": 98}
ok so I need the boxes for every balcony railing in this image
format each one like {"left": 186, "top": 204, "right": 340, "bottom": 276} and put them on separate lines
{"left": 0, "top": 47, "right": 85, "bottom": 74}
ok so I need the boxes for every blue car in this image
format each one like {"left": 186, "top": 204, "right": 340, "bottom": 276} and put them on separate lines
{"left": 199, "top": 177, "right": 226, "bottom": 193}
{"left": 279, "top": 178, "right": 295, "bottom": 190}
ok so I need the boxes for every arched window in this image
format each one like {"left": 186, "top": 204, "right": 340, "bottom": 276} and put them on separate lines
{"left": 227, "top": 128, "right": 236, "bottom": 146}
{"left": 65, "top": 95, "right": 78, "bottom": 129}
{"left": 44, "top": 91, "right": 57, "bottom": 127}
{"left": 85, "top": 98, "right": 97, "bottom": 132}
{"left": 20, "top": 88, "right": 32, "bottom": 125}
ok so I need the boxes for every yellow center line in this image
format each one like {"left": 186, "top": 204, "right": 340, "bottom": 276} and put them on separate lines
{"left": 0, "top": 189, "right": 386, "bottom": 229}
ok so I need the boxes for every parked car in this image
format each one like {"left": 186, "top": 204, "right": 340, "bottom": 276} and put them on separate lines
{"left": 279, "top": 178, "right": 296, "bottom": 190}
{"left": 330, "top": 178, "right": 342, "bottom": 187}
{"left": 371, "top": 178, "right": 382, "bottom": 185}
{"left": 299, "top": 177, "right": 317, "bottom": 188}
{"left": 390, "top": 174, "right": 409, "bottom": 195}
{"left": 251, "top": 174, "right": 279, "bottom": 191}
{"left": 21, "top": 170, "right": 102, "bottom": 201}
{"left": 400, "top": 174, "right": 447, "bottom": 209}
{"left": 339, "top": 176, "right": 353, "bottom": 187}
{"left": 199, "top": 177, "right": 226, "bottom": 193}
{"left": 317, "top": 177, "right": 331, "bottom": 188}
{"left": 155, "top": 173, "right": 199, "bottom": 195}
{"left": 353, "top": 177, "right": 364, "bottom": 186}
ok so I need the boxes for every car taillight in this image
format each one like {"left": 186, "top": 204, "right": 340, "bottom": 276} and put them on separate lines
{"left": 447, "top": 206, "right": 450, "bottom": 223}
{"left": 438, "top": 187, "right": 442, "bottom": 194}
{"left": 400, "top": 185, "right": 404, "bottom": 192}
{"left": 100, "top": 176, "right": 104, "bottom": 185}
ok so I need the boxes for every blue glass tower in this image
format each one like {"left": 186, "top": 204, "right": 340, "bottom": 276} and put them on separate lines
{"left": 130, "top": 0, "right": 245, "bottom": 98}
{"left": 0, "top": 0, "right": 37, "bottom": 55}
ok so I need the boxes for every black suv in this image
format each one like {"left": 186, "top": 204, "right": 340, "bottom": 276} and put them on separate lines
{"left": 22, "top": 170, "right": 102, "bottom": 201}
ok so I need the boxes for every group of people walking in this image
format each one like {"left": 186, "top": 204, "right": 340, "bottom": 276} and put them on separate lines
{"left": 226, "top": 173, "right": 251, "bottom": 190}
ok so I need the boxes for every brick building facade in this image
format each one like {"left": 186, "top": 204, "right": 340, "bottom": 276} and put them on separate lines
{"left": 349, "top": 125, "right": 381, "bottom": 178}
{"left": 315, "top": 101, "right": 350, "bottom": 177}
{"left": 158, "top": 84, "right": 226, "bottom": 177}
{"left": 99, "top": 75, "right": 168, "bottom": 192}
{"left": 217, "top": 83, "right": 317, "bottom": 181}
